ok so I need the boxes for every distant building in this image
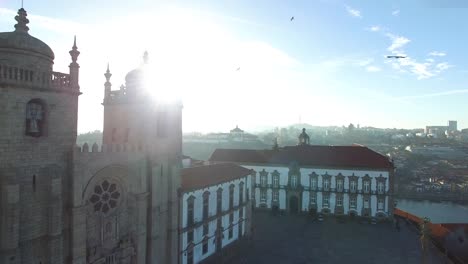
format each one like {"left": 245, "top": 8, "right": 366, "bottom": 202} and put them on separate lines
{"left": 425, "top": 120, "right": 458, "bottom": 137}
{"left": 184, "top": 125, "right": 260, "bottom": 144}
{"left": 210, "top": 129, "right": 395, "bottom": 219}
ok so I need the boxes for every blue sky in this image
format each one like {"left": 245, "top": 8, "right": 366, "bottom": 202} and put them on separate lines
{"left": 1, "top": 0, "right": 468, "bottom": 133}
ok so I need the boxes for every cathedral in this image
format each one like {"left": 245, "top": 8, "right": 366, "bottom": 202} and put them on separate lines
{"left": 0, "top": 8, "right": 254, "bottom": 264}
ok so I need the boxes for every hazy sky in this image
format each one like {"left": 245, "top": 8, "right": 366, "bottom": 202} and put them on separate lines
{"left": 1, "top": 0, "right": 468, "bottom": 133}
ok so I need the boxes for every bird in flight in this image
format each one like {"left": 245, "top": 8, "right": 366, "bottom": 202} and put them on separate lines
{"left": 290, "top": 16, "right": 294, "bottom": 21}
{"left": 387, "top": 55, "right": 406, "bottom": 59}
{"left": 236, "top": 67, "right": 240, "bottom": 71}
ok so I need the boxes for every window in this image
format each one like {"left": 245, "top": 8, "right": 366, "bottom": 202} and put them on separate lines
{"left": 272, "top": 190, "right": 279, "bottom": 202}
{"left": 202, "top": 240, "right": 208, "bottom": 254}
{"left": 336, "top": 179, "right": 343, "bottom": 191}
{"left": 187, "top": 196, "right": 194, "bottom": 226}
{"left": 157, "top": 112, "right": 168, "bottom": 137}
{"left": 290, "top": 175, "right": 297, "bottom": 188}
{"left": 32, "top": 175, "right": 36, "bottom": 192}
{"left": 378, "top": 182, "right": 385, "bottom": 194}
{"left": 378, "top": 198, "right": 384, "bottom": 210}
{"left": 323, "top": 179, "right": 330, "bottom": 190}
{"left": 364, "top": 181, "right": 370, "bottom": 193}
{"left": 364, "top": 198, "right": 370, "bottom": 209}
{"left": 111, "top": 128, "right": 117, "bottom": 142}
{"left": 88, "top": 180, "right": 121, "bottom": 214}
{"left": 187, "top": 230, "right": 193, "bottom": 243}
{"left": 310, "top": 178, "right": 317, "bottom": 190}
{"left": 229, "top": 184, "right": 234, "bottom": 209}
{"left": 323, "top": 195, "right": 329, "bottom": 207}
{"left": 350, "top": 197, "right": 357, "bottom": 208}
{"left": 187, "top": 249, "right": 193, "bottom": 264}
{"left": 217, "top": 188, "right": 222, "bottom": 214}
{"left": 229, "top": 212, "right": 234, "bottom": 223}
{"left": 124, "top": 128, "right": 130, "bottom": 142}
{"left": 203, "top": 192, "right": 209, "bottom": 220}
{"left": 260, "top": 189, "right": 267, "bottom": 202}
{"left": 228, "top": 227, "right": 233, "bottom": 239}
{"left": 246, "top": 188, "right": 249, "bottom": 201}
{"left": 203, "top": 224, "right": 208, "bottom": 236}
{"left": 260, "top": 175, "right": 267, "bottom": 187}
{"left": 310, "top": 193, "right": 316, "bottom": 205}
{"left": 239, "top": 207, "right": 244, "bottom": 218}
{"left": 273, "top": 174, "right": 279, "bottom": 188}
{"left": 350, "top": 181, "right": 357, "bottom": 192}
{"left": 336, "top": 196, "right": 343, "bottom": 206}
{"left": 25, "top": 99, "right": 46, "bottom": 137}
{"left": 239, "top": 182, "right": 244, "bottom": 205}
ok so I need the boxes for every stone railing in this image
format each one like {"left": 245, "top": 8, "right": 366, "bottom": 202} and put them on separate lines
{"left": 75, "top": 142, "right": 146, "bottom": 154}
{"left": 0, "top": 64, "right": 76, "bottom": 91}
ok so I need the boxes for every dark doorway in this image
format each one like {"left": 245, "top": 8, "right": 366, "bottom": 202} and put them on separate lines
{"left": 289, "top": 196, "right": 299, "bottom": 214}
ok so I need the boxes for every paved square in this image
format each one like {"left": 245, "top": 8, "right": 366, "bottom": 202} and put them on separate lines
{"left": 231, "top": 211, "right": 448, "bottom": 264}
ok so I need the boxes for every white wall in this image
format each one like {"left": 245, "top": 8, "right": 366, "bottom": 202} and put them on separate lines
{"left": 180, "top": 175, "right": 250, "bottom": 264}
{"left": 244, "top": 165, "right": 391, "bottom": 217}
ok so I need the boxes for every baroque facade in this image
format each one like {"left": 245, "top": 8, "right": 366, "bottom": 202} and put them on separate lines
{"left": 210, "top": 129, "right": 395, "bottom": 218}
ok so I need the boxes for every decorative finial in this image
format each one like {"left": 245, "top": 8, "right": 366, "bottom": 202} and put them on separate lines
{"left": 14, "top": 8, "right": 29, "bottom": 33}
{"left": 143, "top": 51, "right": 149, "bottom": 64}
{"left": 104, "top": 63, "right": 112, "bottom": 82}
{"left": 69, "top": 35, "right": 80, "bottom": 63}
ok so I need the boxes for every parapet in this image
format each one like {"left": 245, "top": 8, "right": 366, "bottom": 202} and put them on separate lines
{"left": 75, "top": 142, "right": 147, "bottom": 154}
{"left": 0, "top": 65, "right": 77, "bottom": 93}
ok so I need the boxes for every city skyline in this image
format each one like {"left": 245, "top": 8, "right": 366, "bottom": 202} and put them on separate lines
{"left": 1, "top": 0, "right": 467, "bottom": 133}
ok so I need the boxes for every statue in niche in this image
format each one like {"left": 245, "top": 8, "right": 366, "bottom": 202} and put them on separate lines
{"left": 26, "top": 100, "right": 44, "bottom": 137}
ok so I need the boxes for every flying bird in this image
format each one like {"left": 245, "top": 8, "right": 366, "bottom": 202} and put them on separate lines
{"left": 236, "top": 67, "right": 240, "bottom": 71}
{"left": 290, "top": 16, "right": 295, "bottom": 21}
{"left": 387, "top": 55, "right": 406, "bottom": 59}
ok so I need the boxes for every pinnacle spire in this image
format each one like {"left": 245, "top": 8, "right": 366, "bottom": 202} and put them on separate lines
{"left": 14, "top": 8, "right": 29, "bottom": 33}
{"left": 143, "top": 51, "right": 149, "bottom": 64}
{"left": 69, "top": 35, "right": 80, "bottom": 63}
{"left": 104, "top": 63, "right": 112, "bottom": 82}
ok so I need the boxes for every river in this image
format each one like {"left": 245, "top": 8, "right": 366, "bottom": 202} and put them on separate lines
{"left": 395, "top": 198, "right": 468, "bottom": 223}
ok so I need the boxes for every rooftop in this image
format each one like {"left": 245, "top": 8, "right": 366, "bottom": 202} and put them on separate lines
{"left": 181, "top": 163, "right": 252, "bottom": 191}
{"left": 209, "top": 144, "right": 394, "bottom": 169}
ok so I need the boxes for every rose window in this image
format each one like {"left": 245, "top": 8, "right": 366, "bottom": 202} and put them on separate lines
{"left": 89, "top": 180, "right": 121, "bottom": 214}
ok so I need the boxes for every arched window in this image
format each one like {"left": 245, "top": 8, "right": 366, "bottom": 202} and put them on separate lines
{"left": 216, "top": 188, "right": 223, "bottom": 214}
{"left": 239, "top": 182, "right": 244, "bottom": 204}
{"left": 203, "top": 191, "right": 210, "bottom": 220}
{"left": 229, "top": 184, "right": 235, "bottom": 209}
{"left": 25, "top": 99, "right": 46, "bottom": 137}
{"left": 187, "top": 196, "right": 195, "bottom": 226}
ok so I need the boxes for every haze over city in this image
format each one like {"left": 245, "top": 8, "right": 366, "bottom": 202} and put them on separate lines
{"left": 1, "top": 0, "right": 468, "bottom": 134}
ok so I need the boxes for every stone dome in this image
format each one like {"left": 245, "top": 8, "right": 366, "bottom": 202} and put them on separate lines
{"left": 124, "top": 51, "right": 149, "bottom": 89}
{"left": 0, "top": 8, "right": 55, "bottom": 63}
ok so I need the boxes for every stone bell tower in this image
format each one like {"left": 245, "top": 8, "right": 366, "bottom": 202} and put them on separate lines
{"left": 0, "top": 8, "right": 80, "bottom": 264}
{"left": 101, "top": 52, "right": 183, "bottom": 263}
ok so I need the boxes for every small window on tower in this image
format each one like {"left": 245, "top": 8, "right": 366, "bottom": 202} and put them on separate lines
{"left": 25, "top": 99, "right": 46, "bottom": 137}
{"left": 157, "top": 112, "right": 168, "bottom": 138}
{"left": 124, "top": 128, "right": 130, "bottom": 143}
{"left": 111, "top": 128, "right": 117, "bottom": 142}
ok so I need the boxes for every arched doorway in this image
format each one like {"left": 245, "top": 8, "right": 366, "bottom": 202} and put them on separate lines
{"left": 289, "top": 196, "right": 299, "bottom": 214}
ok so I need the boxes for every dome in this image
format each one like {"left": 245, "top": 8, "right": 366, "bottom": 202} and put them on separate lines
{"left": 0, "top": 8, "right": 54, "bottom": 62}
{"left": 124, "top": 51, "right": 149, "bottom": 88}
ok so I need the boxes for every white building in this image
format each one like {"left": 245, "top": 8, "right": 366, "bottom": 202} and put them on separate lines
{"left": 179, "top": 163, "right": 253, "bottom": 264}
{"left": 210, "top": 129, "right": 395, "bottom": 219}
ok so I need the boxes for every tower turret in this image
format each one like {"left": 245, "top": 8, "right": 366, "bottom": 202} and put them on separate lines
{"left": 69, "top": 36, "right": 80, "bottom": 89}
{"left": 104, "top": 63, "right": 112, "bottom": 98}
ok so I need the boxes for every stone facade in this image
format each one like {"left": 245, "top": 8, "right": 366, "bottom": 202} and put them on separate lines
{"left": 0, "top": 8, "right": 182, "bottom": 264}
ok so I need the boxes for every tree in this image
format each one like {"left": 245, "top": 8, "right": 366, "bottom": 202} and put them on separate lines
{"left": 348, "top": 123, "right": 355, "bottom": 132}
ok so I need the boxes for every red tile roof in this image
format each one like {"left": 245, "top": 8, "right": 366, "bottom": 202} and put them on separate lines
{"left": 209, "top": 145, "right": 393, "bottom": 169}
{"left": 181, "top": 163, "right": 252, "bottom": 191}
